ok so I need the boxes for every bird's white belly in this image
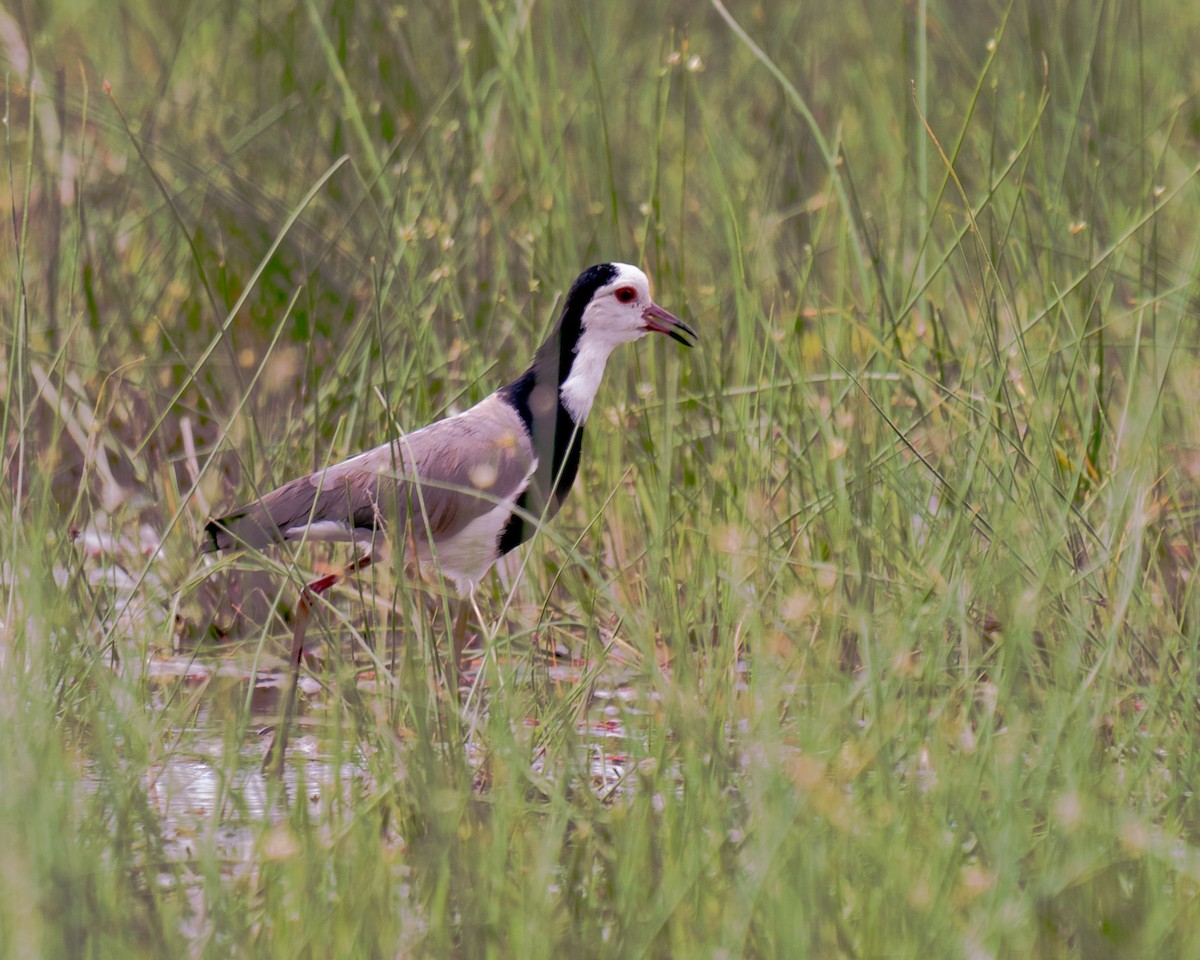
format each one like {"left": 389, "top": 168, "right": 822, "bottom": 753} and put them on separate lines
{"left": 412, "top": 499, "right": 517, "bottom": 595}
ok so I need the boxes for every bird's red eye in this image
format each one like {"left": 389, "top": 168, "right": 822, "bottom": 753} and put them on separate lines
{"left": 615, "top": 286, "right": 637, "bottom": 304}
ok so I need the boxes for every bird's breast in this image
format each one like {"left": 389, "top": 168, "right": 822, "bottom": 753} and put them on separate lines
{"left": 411, "top": 493, "right": 523, "bottom": 594}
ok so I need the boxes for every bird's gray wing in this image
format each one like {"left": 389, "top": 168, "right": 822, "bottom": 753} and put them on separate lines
{"left": 204, "top": 462, "right": 379, "bottom": 552}
{"left": 359, "top": 395, "right": 536, "bottom": 544}
{"left": 204, "top": 395, "right": 535, "bottom": 552}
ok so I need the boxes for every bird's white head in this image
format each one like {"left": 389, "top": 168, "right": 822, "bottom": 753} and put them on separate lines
{"left": 558, "top": 262, "right": 696, "bottom": 422}
{"left": 578, "top": 263, "right": 695, "bottom": 349}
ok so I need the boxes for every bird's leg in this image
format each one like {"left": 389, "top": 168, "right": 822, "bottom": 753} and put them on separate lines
{"left": 451, "top": 598, "right": 472, "bottom": 685}
{"left": 263, "top": 552, "right": 375, "bottom": 776}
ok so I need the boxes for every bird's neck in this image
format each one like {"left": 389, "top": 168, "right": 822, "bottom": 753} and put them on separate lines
{"left": 497, "top": 331, "right": 588, "bottom": 502}
{"left": 557, "top": 333, "right": 617, "bottom": 423}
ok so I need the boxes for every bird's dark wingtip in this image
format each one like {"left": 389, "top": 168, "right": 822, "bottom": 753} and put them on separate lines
{"left": 202, "top": 514, "right": 241, "bottom": 554}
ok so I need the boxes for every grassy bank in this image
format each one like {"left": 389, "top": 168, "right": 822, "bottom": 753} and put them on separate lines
{"left": 2, "top": 0, "right": 1199, "bottom": 955}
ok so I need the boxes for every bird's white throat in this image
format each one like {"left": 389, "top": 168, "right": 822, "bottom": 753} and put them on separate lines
{"left": 558, "top": 328, "right": 629, "bottom": 422}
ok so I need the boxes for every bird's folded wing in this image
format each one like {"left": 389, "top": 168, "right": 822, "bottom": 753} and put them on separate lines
{"left": 361, "top": 395, "right": 537, "bottom": 541}
{"left": 206, "top": 395, "right": 536, "bottom": 551}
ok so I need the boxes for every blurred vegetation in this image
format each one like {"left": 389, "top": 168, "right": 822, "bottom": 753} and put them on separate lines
{"left": 1, "top": 0, "right": 1199, "bottom": 956}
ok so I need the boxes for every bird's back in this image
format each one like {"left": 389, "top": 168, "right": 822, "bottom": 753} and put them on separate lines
{"left": 204, "top": 394, "right": 537, "bottom": 568}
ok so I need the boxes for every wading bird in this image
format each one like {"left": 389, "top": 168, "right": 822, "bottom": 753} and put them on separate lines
{"left": 203, "top": 262, "right": 696, "bottom": 769}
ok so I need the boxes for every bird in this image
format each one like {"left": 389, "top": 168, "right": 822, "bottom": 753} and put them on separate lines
{"left": 202, "top": 262, "right": 696, "bottom": 769}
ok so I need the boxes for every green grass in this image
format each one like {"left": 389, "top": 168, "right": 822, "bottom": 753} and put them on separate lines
{"left": 3, "top": 0, "right": 1200, "bottom": 955}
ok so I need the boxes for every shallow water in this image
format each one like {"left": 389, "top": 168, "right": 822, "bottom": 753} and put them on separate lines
{"left": 132, "top": 635, "right": 659, "bottom": 876}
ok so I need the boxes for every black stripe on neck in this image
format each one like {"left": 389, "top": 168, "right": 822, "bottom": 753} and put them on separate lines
{"left": 495, "top": 369, "right": 584, "bottom": 556}
{"left": 493, "top": 264, "right": 615, "bottom": 556}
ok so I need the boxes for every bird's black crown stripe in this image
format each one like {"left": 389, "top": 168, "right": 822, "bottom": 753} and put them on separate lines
{"left": 552, "top": 262, "right": 619, "bottom": 366}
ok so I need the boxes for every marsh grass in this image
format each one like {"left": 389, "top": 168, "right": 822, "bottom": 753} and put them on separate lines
{"left": 1, "top": 0, "right": 1199, "bottom": 955}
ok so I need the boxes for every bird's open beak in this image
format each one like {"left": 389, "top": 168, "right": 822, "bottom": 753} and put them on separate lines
{"left": 642, "top": 302, "right": 698, "bottom": 347}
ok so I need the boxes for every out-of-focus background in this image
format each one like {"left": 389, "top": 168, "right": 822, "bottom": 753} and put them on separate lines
{"left": 2, "top": 1, "right": 1199, "bottom": 955}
